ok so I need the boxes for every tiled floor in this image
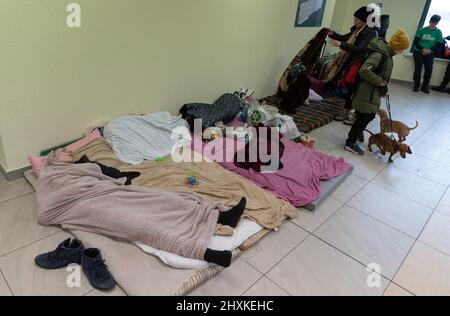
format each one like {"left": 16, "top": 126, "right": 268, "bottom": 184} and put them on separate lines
{"left": 1, "top": 83, "right": 449, "bottom": 296}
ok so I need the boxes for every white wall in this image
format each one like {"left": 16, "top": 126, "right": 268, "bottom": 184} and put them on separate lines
{"left": 0, "top": 0, "right": 336, "bottom": 171}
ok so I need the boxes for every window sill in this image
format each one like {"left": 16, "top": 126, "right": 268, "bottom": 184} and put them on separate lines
{"left": 404, "top": 52, "right": 450, "bottom": 62}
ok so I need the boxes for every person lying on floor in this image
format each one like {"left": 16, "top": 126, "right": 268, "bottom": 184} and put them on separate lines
{"left": 36, "top": 148, "right": 247, "bottom": 268}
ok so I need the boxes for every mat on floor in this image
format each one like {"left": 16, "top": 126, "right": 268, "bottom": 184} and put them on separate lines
{"left": 23, "top": 148, "right": 351, "bottom": 294}
{"left": 259, "top": 95, "right": 346, "bottom": 133}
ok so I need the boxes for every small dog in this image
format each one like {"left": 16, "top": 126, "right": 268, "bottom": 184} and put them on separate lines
{"left": 378, "top": 109, "right": 418, "bottom": 142}
{"left": 366, "top": 130, "right": 412, "bottom": 163}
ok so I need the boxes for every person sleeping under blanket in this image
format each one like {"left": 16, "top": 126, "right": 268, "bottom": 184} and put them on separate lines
{"left": 36, "top": 148, "right": 247, "bottom": 268}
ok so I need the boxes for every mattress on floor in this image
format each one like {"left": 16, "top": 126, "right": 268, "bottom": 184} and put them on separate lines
{"left": 24, "top": 142, "right": 351, "bottom": 294}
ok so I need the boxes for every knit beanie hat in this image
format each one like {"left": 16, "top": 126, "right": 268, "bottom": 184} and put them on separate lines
{"left": 389, "top": 29, "right": 411, "bottom": 52}
{"left": 354, "top": 6, "right": 373, "bottom": 23}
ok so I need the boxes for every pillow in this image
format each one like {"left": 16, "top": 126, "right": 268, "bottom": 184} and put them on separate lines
{"left": 28, "top": 156, "right": 46, "bottom": 178}
{"left": 28, "top": 129, "right": 102, "bottom": 177}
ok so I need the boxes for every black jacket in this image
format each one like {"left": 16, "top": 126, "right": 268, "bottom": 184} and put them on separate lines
{"left": 330, "top": 25, "right": 378, "bottom": 61}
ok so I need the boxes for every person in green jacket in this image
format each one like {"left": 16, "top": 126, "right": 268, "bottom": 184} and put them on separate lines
{"left": 345, "top": 29, "right": 411, "bottom": 156}
{"left": 413, "top": 15, "right": 443, "bottom": 93}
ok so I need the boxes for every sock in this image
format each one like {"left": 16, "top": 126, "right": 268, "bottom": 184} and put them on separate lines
{"left": 204, "top": 249, "right": 232, "bottom": 268}
{"left": 217, "top": 197, "right": 247, "bottom": 228}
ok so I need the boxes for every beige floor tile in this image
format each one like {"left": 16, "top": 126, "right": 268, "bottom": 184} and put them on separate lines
{"left": 330, "top": 174, "right": 368, "bottom": 203}
{"left": 328, "top": 148, "right": 387, "bottom": 181}
{"left": 243, "top": 277, "right": 289, "bottom": 296}
{"left": 0, "top": 232, "right": 93, "bottom": 296}
{"left": 0, "top": 175, "right": 34, "bottom": 204}
{"left": 0, "top": 272, "right": 12, "bottom": 296}
{"left": 436, "top": 187, "right": 450, "bottom": 216}
{"left": 420, "top": 128, "right": 450, "bottom": 150}
{"left": 347, "top": 182, "right": 433, "bottom": 238}
{"left": 383, "top": 283, "right": 414, "bottom": 296}
{"left": 290, "top": 197, "right": 343, "bottom": 233}
{"left": 419, "top": 212, "right": 450, "bottom": 256}
{"left": 409, "top": 140, "right": 450, "bottom": 167}
{"left": 189, "top": 258, "right": 262, "bottom": 296}
{"left": 266, "top": 236, "right": 388, "bottom": 296}
{"left": 315, "top": 206, "right": 415, "bottom": 279}
{"left": 86, "top": 286, "right": 127, "bottom": 296}
{"left": 394, "top": 150, "right": 450, "bottom": 186}
{"left": 240, "top": 221, "right": 308, "bottom": 274}
{"left": 394, "top": 242, "right": 450, "bottom": 296}
{"left": 372, "top": 166, "right": 446, "bottom": 209}
{"left": 0, "top": 194, "right": 61, "bottom": 257}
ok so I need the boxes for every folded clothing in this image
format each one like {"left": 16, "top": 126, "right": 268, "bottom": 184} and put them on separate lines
{"left": 104, "top": 112, "right": 191, "bottom": 165}
{"left": 180, "top": 93, "right": 241, "bottom": 130}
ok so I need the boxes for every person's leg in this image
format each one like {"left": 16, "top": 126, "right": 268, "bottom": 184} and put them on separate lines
{"left": 432, "top": 63, "right": 450, "bottom": 92}
{"left": 217, "top": 197, "right": 246, "bottom": 228}
{"left": 345, "top": 112, "right": 375, "bottom": 155}
{"left": 413, "top": 51, "right": 424, "bottom": 92}
{"left": 421, "top": 54, "right": 434, "bottom": 94}
{"left": 204, "top": 249, "right": 232, "bottom": 267}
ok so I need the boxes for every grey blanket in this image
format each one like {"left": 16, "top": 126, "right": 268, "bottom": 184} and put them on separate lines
{"left": 36, "top": 153, "right": 225, "bottom": 260}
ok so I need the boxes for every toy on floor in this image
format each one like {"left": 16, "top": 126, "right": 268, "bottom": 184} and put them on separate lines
{"left": 186, "top": 175, "right": 199, "bottom": 186}
{"left": 155, "top": 157, "right": 165, "bottom": 162}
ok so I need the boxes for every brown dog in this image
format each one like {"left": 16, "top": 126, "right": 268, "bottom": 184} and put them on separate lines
{"left": 378, "top": 109, "right": 418, "bottom": 142}
{"left": 366, "top": 130, "right": 412, "bottom": 163}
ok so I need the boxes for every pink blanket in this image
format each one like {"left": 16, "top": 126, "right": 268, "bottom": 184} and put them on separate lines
{"left": 192, "top": 129, "right": 351, "bottom": 207}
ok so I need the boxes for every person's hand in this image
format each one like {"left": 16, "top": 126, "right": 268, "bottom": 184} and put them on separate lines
{"left": 422, "top": 48, "right": 432, "bottom": 55}
{"left": 330, "top": 40, "right": 342, "bottom": 48}
{"left": 326, "top": 28, "right": 334, "bottom": 36}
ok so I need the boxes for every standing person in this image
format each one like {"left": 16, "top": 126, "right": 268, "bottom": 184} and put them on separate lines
{"left": 345, "top": 30, "right": 411, "bottom": 155}
{"left": 326, "top": 6, "right": 378, "bottom": 122}
{"left": 412, "top": 15, "right": 443, "bottom": 94}
{"left": 432, "top": 35, "right": 450, "bottom": 93}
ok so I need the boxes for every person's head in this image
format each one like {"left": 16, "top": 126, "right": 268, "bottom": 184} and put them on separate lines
{"left": 429, "top": 15, "right": 441, "bottom": 29}
{"left": 389, "top": 29, "right": 411, "bottom": 55}
{"left": 54, "top": 148, "right": 74, "bottom": 163}
{"left": 353, "top": 6, "right": 372, "bottom": 29}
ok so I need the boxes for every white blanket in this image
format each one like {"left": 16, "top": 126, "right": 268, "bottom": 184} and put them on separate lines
{"left": 136, "top": 219, "right": 264, "bottom": 269}
{"left": 104, "top": 112, "right": 192, "bottom": 165}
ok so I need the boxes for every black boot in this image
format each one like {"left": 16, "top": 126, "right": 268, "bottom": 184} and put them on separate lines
{"left": 413, "top": 83, "right": 420, "bottom": 92}
{"left": 421, "top": 84, "right": 430, "bottom": 94}
{"left": 432, "top": 85, "right": 449, "bottom": 93}
{"left": 82, "top": 248, "right": 116, "bottom": 291}
{"left": 35, "top": 238, "right": 84, "bottom": 269}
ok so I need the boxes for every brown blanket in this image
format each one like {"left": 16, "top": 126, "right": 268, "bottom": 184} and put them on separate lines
{"left": 36, "top": 152, "right": 225, "bottom": 260}
{"left": 74, "top": 139, "right": 298, "bottom": 231}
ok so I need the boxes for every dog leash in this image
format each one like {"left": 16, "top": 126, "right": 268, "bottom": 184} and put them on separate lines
{"left": 385, "top": 94, "right": 396, "bottom": 141}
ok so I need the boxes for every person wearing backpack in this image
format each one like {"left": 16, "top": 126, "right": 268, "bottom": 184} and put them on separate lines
{"left": 345, "top": 29, "right": 411, "bottom": 155}
{"left": 412, "top": 15, "right": 443, "bottom": 94}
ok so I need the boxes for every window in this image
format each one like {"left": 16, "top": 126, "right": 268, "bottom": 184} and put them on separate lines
{"left": 419, "top": 0, "right": 450, "bottom": 36}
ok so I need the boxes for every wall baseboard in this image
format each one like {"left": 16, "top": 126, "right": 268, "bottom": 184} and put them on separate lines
{"left": 390, "top": 78, "right": 414, "bottom": 86}
{"left": 0, "top": 163, "right": 31, "bottom": 181}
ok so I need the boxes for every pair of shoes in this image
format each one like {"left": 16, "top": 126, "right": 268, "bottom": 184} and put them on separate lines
{"left": 335, "top": 109, "right": 350, "bottom": 121}
{"left": 413, "top": 84, "right": 420, "bottom": 92}
{"left": 344, "top": 143, "right": 365, "bottom": 155}
{"left": 35, "top": 238, "right": 116, "bottom": 291}
{"left": 432, "top": 86, "right": 450, "bottom": 93}
{"left": 421, "top": 85, "right": 430, "bottom": 94}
